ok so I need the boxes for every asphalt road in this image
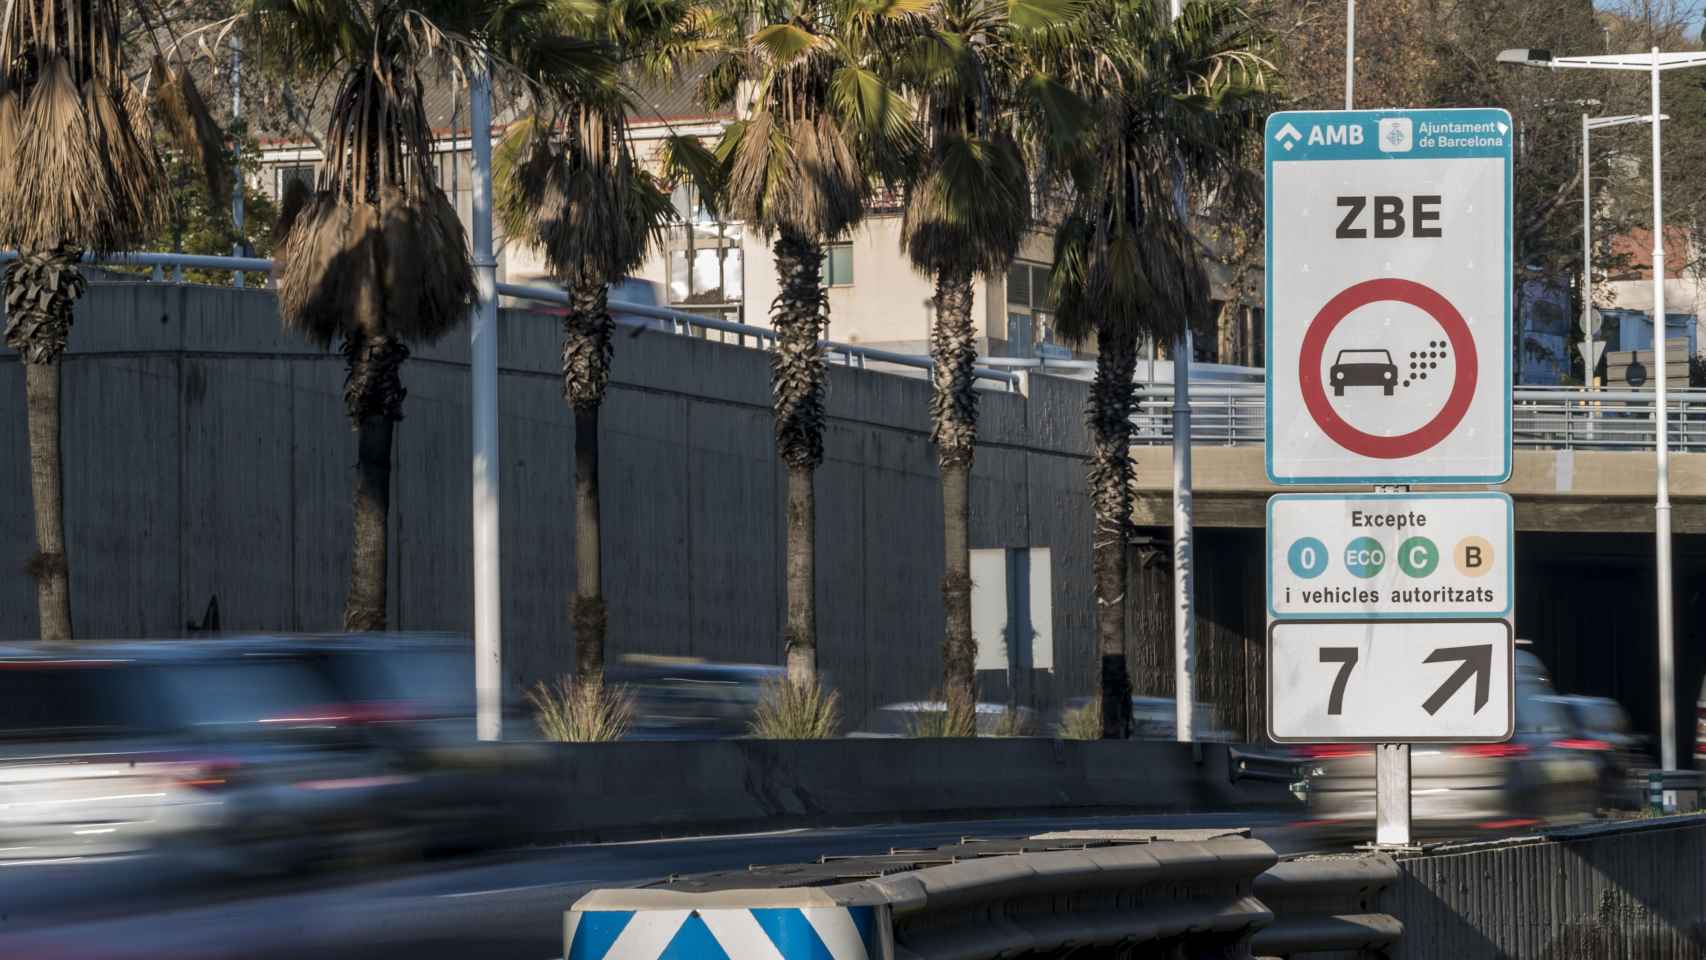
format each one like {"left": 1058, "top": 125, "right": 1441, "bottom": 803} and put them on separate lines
{"left": 0, "top": 810, "right": 1329, "bottom": 959}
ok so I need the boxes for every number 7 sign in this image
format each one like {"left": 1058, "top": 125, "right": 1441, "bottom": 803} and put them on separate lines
{"left": 1268, "top": 619, "right": 1513, "bottom": 742}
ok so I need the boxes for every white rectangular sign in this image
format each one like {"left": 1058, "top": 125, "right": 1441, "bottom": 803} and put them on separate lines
{"left": 1267, "top": 492, "right": 1512, "bottom": 621}
{"left": 1265, "top": 109, "right": 1512, "bottom": 485}
{"left": 1268, "top": 619, "right": 1513, "bottom": 742}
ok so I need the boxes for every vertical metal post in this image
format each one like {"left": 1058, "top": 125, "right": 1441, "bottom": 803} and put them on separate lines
{"left": 1649, "top": 49, "right": 1676, "bottom": 802}
{"left": 1168, "top": 0, "right": 1195, "bottom": 747}
{"left": 1173, "top": 331, "right": 1195, "bottom": 742}
{"left": 1375, "top": 743, "right": 1412, "bottom": 846}
{"left": 1581, "top": 113, "right": 1591, "bottom": 386}
{"left": 231, "top": 38, "right": 245, "bottom": 289}
{"left": 1374, "top": 482, "right": 1412, "bottom": 846}
{"left": 1345, "top": 0, "right": 1356, "bottom": 109}
{"left": 470, "top": 64, "right": 503, "bottom": 742}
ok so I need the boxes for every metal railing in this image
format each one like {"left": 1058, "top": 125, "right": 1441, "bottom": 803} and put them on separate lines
{"left": 1, "top": 250, "right": 1022, "bottom": 392}
{"left": 1131, "top": 382, "right": 1706, "bottom": 453}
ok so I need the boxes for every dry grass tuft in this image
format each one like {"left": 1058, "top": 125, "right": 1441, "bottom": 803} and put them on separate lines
{"left": 526, "top": 677, "right": 634, "bottom": 743}
{"left": 749, "top": 676, "right": 842, "bottom": 739}
{"left": 908, "top": 694, "right": 977, "bottom": 738}
{"left": 1057, "top": 699, "right": 1103, "bottom": 740}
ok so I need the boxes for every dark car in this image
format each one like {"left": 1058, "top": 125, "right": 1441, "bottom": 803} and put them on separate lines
{"left": 1330, "top": 348, "right": 1398, "bottom": 396}
{"left": 1552, "top": 695, "right": 1651, "bottom": 810}
{"left": 606, "top": 656, "right": 784, "bottom": 740}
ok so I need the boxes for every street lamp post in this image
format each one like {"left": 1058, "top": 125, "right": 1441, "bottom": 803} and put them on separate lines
{"left": 1580, "top": 112, "right": 1664, "bottom": 388}
{"left": 1500, "top": 47, "right": 1706, "bottom": 797}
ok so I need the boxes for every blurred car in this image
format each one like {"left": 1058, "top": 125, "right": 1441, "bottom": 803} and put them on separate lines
{"left": 0, "top": 647, "right": 208, "bottom": 860}
{"left": 850, "top": 701, "right": 1040, "bottom": 738}
{"left": 1295, "top": 652, "right": 1601, "bottom": 834}
{"left": 1049, "top": 696, "right": 1235, "bottom": 741}
{"left": 1552, "top": 694, "right": 1651, "bottom": 810}
{"left": 0, "top": 643, "right": 411, "bottom": 868}
{"left": 606, "top": 656, "right": 783, "bottom": 740}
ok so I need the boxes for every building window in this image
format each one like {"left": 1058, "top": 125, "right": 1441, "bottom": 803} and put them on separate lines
{"left": 273, "top": 164, "right": 316, "bottom": 200}
{"left": 823, "top": 242, "right": 854, "bottom": 286}
{"left": 1005, "top": 260, "right": 1055, "bottom": 355}
{"left": 665, "top": 182, "right": 744, "bottom": 316}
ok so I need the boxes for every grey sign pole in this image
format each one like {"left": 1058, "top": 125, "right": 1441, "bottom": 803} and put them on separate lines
{"left": 1374, "top": 483, "right": 1411, "bottom": 848}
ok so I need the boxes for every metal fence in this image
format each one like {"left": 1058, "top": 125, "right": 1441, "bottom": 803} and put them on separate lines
{"left": 1131, "top": 382, "right": 1706, "bottom": 453}
{"left": 0, "top": 250, "right": 1023, "bottom": 392}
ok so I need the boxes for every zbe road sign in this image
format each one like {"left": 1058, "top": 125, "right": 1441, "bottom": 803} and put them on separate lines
{"left": 1267, "top": 492, "right": 1512, "bottom": 621}
{"left": 1265, "top": 109, "right": 1513, "bottom": 485}
{"left": 1268, "top": 619, "right": 1514, "bottom": 743}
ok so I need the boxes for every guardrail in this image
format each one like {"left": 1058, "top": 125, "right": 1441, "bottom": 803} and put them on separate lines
{"left": 566, "top": 831, "right": 1280, "bottom": 959}
{"left": 0, "top": 249, "right": 1021, "bottom": 392}
{"left": 1252, "top": 855, "right": 1402, "bottom": 958}
{"left": 1132, "top": 381, "right": 1706, "bottom": 453}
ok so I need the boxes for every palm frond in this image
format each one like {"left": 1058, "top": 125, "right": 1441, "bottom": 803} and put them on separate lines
{"left": 752, "top": 22, "right": 826, "bottom": 63}
{"left": 493, "top": 108, "right": 670, "bottom": 287}
{"left": 150, "top": 56, "right": 231, "bottom": 215}
{"left": 657, "top": 133, "right": 724, "bottom": 215}
{"left": 901, "top": 132, "right": 1028, "bottom": 277}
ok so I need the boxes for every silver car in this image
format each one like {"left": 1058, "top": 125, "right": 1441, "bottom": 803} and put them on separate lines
{"left": 1297, "top": 652, "right": 1600, "bottom": 833}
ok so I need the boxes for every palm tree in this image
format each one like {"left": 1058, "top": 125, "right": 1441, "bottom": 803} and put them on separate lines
{"left": 235, "top": 0, "right": 609, "bottom": 631}
{"left": 493, "top": 0, "right": 705, "bottom": 686}
{"left": 1048, "top": 0, "right": 1270, "bottom": 737}
{"left": 897, "top": 0, "right": 1081, "bottom": 733}
{"left": 1, "top": 2, "right": 223, "bottom": 641}
{"left": 702, "top": 0, "right": 921, "bottom": 685}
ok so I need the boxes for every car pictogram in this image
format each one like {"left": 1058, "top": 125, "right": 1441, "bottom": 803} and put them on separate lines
{"left": 1330, "top": 348, "right": 1399, "bottom": 396}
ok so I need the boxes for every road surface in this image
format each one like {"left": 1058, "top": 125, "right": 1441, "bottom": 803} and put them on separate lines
{"left": 0, "top": 811, "right": 1328, "bottom": 959}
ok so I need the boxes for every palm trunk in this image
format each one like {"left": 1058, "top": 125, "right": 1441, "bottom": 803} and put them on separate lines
{"left": 1089, "top": 326, "right": 1139, "bottom": 739}
{"left": 929, "top": 269, "right": 978, "bottom": 734}
{"left": 771, "top": 230, "right": 829, "bottom": 685}
{"left": 5, "top": 246, "right": 86, "bottom": 644}
{"left": 565, "top": 279, "right": 615, "bottom": 687}
{"left": 341, "top": 335, "right": 409, "bottom": 632}
{"left": 23, "top": 362, "right": 71, "bottom": 642}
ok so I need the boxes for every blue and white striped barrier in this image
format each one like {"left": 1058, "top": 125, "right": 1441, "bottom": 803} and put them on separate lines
{"left": 567, "top": 900, "right": 889, "bottom": 960}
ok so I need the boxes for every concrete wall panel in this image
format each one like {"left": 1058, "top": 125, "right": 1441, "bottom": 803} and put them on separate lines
{"left": 0, "top": 284, "right": 1104, "bottom": 722}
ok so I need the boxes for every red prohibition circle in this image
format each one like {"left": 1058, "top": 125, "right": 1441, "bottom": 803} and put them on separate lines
{"left": 1298, "top": 277, "right": 1478, "bottom": 459}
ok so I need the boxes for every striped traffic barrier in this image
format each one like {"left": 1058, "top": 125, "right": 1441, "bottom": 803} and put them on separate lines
{"left": 568, "top": 889, "right": 891, "bottom": 960}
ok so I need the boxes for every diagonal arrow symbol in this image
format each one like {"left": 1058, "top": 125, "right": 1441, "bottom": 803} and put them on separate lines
{"left": 1421, "top": 645, "right": 1492, "bottom": 715}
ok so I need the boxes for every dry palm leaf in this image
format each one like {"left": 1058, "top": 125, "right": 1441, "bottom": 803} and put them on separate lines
{"left": 150, "top": 56, "right": 231, "bottom": 213}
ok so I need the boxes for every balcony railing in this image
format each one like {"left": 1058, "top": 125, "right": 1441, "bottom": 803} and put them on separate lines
{"left": 1130, "top": 383, "right": 1706, "bottom": 453}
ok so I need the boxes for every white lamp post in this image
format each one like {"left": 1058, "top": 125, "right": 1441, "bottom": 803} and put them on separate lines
{"left": 469, "top": 64, "right": 503, "bottom": 741}
{"left": 1580, "top": 112, "right": 1664, "bottom": 387}
{"left": 1500, "top": 47, "right": 1706, "bottom": 791}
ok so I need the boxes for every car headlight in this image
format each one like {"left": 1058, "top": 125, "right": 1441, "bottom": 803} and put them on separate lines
{"left": 1334, "top": 370, "right": 1344, "bottom": 380}
{"left": 1384, "top": 370, "right": 1394, "bottom": 380}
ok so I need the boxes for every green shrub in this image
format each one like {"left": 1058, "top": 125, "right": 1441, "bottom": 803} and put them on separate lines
{"left": 526, "top": 677, "right": 634, "bottom": 742}
{"left": 749, "top": 677, "right": 842, "bottom": 739}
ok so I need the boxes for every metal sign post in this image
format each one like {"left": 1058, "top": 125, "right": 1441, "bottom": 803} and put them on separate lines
{"left": 1264, "top": 109, "right": 1514, "bottom": 849}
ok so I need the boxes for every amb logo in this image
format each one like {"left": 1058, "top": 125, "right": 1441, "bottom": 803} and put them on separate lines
{"left": 1272, "top": 121, "right": 1365, "bottom": 151}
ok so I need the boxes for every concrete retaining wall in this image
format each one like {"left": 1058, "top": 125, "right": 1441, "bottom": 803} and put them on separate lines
{"left": 0, "top": 283, "right": 1100, "bottom": 721}
{"left": 505, "top": 738, "right": 1290, "bottom": 841}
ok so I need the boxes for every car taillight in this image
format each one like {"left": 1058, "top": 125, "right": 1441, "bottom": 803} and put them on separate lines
{"left": 161, "top": 756, "right": 241, "bottom": 791}
{"left": 1452, "top": 743, "right": 1529, "bottom": 758}
{"left": 259, "top": 701, "right": 420, "bottom": 727}
{"left": 1290, "top": 745, "right": 1372, "bottom": 759}
{"left": 1552, "top": 738, "right": 1612, "bottom": 752}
